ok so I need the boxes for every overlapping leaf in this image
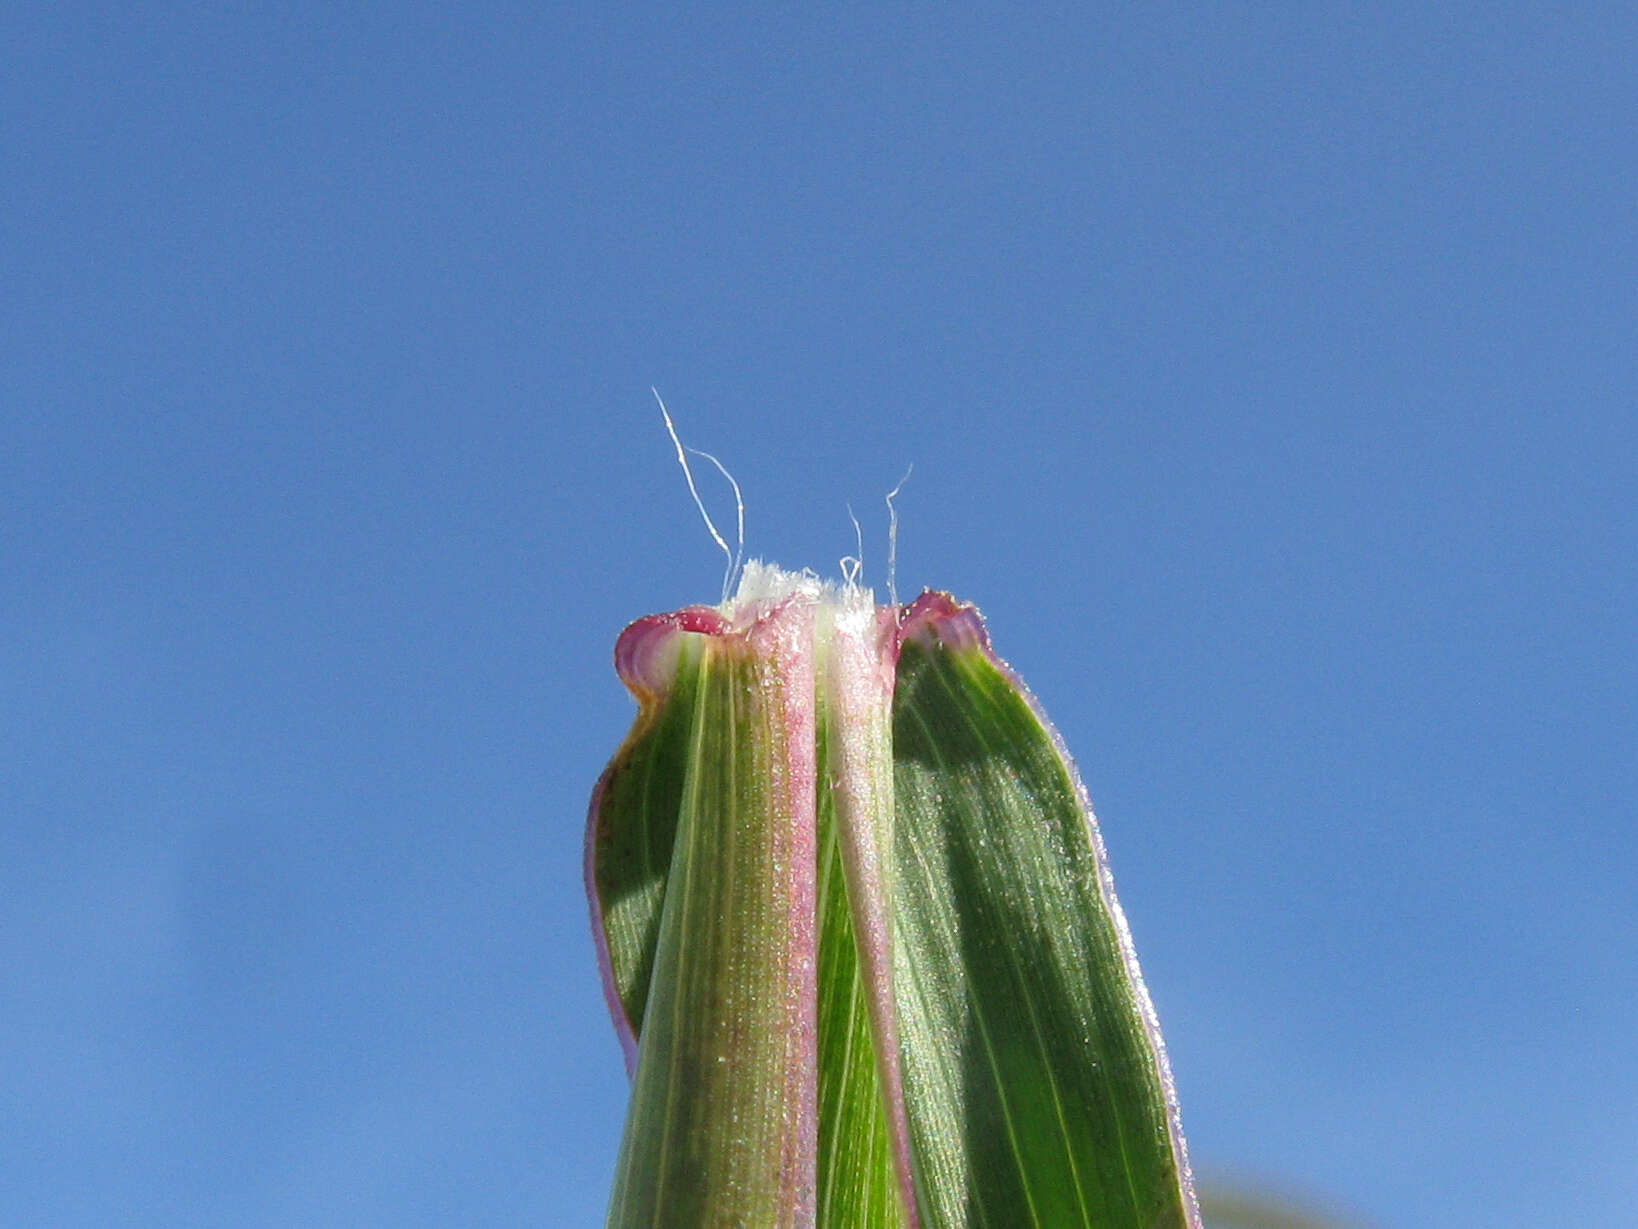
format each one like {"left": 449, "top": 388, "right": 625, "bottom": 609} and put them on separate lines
{"left": 889, "top": 594, "right": 1195, "bottom": 1228}
{"left": 588, "top": 569, "right": 1197, "bottom": 1228}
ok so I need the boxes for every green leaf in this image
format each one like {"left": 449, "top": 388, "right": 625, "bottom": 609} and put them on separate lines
{"left": 588, "top": 570, "right": 1198, "bottom": 1228}
{"left": 586, "top": 612, "right": 709, "bottom": 1062}
{"left": 888, "top": 593, "right": 1197, "bottom": 1228}
{"left": 592, "top": 595, "right": 820, "bottom": 1227}
{"left": 814, "top": 594, "right": 917, "bottom": 1227}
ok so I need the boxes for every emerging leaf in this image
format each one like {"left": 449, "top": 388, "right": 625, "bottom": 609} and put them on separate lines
{"left": 889, "top": 593, "right": 1196, "bottom": 1227}
{"left": 590, "top": 578, "right": 820, "bottom": 1226}
{"left": 588, "top": 565, "right": 1198, "bottom": 1228}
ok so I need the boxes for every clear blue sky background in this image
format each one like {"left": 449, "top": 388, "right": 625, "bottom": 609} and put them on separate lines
{"left": 4, "top": 6, "right": 1634, "bottom": 1227}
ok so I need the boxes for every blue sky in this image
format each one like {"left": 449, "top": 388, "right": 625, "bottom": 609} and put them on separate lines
{"left": 4, "top": 6, "right": 1634, "bottom": 1226}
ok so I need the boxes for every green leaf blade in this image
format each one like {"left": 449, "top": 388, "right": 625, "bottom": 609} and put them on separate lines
{"left": 590, "top": 574, "right": 1196, "bottom": 1229}
{"left": 815, "top": 593, "right": 918, "bottom": 1228}
{"left": 889, "top": 594, "right": 1199, "bottom": 1229}
{"left": 593, "top": 595, "right": 820, "bottom": 1228}
{"left": 816, "top": 790, "right": 906, "bottom": 1228}
{"left": 587, "top": 610, "right": 718, "bottom": 1066}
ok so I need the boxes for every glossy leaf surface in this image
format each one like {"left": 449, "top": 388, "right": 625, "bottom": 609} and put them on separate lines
{"left": 890, "top": 594, "right": 1196, "bottom": 1228}
{"left": 591, "top": 596, "right": 819, "bottom": 1227}
{"left": 588, "top": 570, "right": 1197, "bottom": 1228}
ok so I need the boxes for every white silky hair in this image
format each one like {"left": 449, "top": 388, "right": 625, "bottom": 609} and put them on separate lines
{"left": 653, "top": 388, "right": 744, "bottom": 602}
{"left": 652, "top": 388, "right": 912, "bottom": 608}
